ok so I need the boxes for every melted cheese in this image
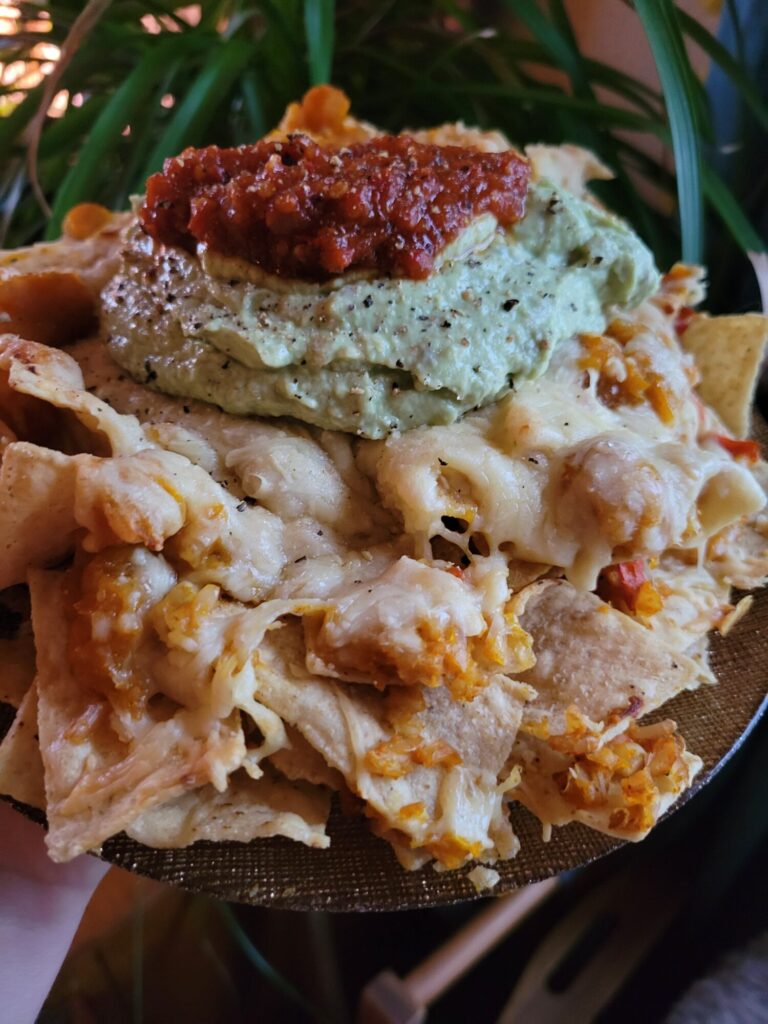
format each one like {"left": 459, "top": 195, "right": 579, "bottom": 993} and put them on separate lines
{"left": 366, "top": 329, "right": 764, "bottom": 590}
{"left": 2, "top": 214, "right": 766, "bottom": 871}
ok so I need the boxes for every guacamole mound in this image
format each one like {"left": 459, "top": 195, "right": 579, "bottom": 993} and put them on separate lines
{"left": 103, "top": 181, "right": 659, "bottom": 438}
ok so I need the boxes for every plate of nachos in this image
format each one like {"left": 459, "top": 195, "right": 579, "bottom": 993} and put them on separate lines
{"left": 0, "top": 87, "right": 766, "bottom": 910}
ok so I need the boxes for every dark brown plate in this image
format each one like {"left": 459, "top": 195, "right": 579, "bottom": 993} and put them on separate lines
{"left": 4, "top": 421, "right": 767, "bottom": 912}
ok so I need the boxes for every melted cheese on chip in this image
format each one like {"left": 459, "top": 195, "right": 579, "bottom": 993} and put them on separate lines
{"left": 0, "top": 116, "right": 766, "bottom": 874}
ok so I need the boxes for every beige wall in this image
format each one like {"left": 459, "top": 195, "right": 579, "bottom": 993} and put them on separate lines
{"left": 566, "top": 0, "right": 719, "bottom": 88}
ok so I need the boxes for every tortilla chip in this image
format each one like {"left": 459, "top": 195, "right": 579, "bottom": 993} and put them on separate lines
{"left": 249, "top": 621, "right": 527, "bottom": 868}
{"left": 681, "top": 314, "right": 768, "bottom": 438}
{"left": 516, "top": 721, "right": 702, "bottom": 841}
{"left": 526, "top": 143, "right": 613, "bottom": 198}
{"left": 0, "top": 212, "right": 130, "bottom": 295}
{"left": 510, "top": 580, "right": 703, "bottom": 840}
{"left": 0, "top": 415, "right": 15, "bottom": 451}
{"left": 70, "top": 336, "right": 391, "bottom": 541}
{"left": 412, "top": 123, "right": 512, "bottom": 154}
{"left": 706, "top": 515, "right": 768, "bottom": 590}
{"left": 0, "top": 334, "right": 146, "bottom": 455}
{"left": 516, "top": 580, "right": 700, "bottom": 727}
{"left": 0, "top": 586, "right": 35, "bottom": 707}
{"left": 30, "top": 569, "right": 247, "bottom": 862}
{"left": 646, "top": 556, "right": 732, "bottom": 656}
{"left": 0, "top": 443, "right": 194, "bottom": 590}
{"left": 126, "top": 769, "right": 331, "bottom": 850}
{"left": 0, "top": 272, "right": 97, "bottom": 348}
{"left": 0, "top": 443, "right": 78, "bottom": 590}
{"left": 0, "top": 683, "right": 45, "bottom": 809}
{"left": 269, "top": 725, "right": 343, "bottom": 790}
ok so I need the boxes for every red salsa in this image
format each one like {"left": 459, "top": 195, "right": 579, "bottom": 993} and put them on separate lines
{"left": 139, "top": 134, "right": 530, "bottom": 280}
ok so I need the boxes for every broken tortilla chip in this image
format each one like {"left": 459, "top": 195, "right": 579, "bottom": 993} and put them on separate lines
{"left": 516, "top": 579, "right": 700, "bottom": 729}
{"left": 249, "top": 622, "right": 527, "bottom": 869}
{"left": 30, "top": 568, "right": 247, "bottom": 862}
{"left": 526, "top": 143, "right": 613, "bottom": 198}
{"left": 511, "top": 580, "right": 704, "bottom": 840}
{"left": 0, "top": 211, "right": 130, "bottom": 295}
{"left": 682, "top": 313, "right": 768, "bottom": 438}
{"left": 269, "top": 725, "right": 343, "bottom": 790}
{"left": 0, "top": 444, "right": 78, "bottom": 590}
{"left": 0, "top": 334, "right": 146, "bottom": 456}
{"left": 126, "top": 768, "right": 331, "bottom": 850}
{"left": 0, "top": 684, "right": 45, "bottom": 809}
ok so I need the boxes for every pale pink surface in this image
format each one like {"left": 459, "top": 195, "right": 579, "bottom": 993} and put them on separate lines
{"left": 0, "top": 801, "right": 108, "bottom": 1024}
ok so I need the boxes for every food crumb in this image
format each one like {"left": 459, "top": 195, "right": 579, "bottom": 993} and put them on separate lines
{"left": 468, "top": 865, "right": 500, "bottom": 894}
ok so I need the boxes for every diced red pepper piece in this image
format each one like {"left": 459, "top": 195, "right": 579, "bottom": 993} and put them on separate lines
{"left": 674, "top": 306, "right": 696, "bottom": 336}
{"left": 615, "top": 558, "right": 646, "bottom": 595}
{"left": 712, "top": 434, "right": 761, "bottom": 464}
{"left": 445, "top": 565, "right": 464, "bottom": 579}
{"left": 598, "top": 559, "right": 662, "bottom": 617}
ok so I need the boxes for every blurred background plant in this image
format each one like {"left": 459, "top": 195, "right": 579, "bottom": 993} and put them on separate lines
{"left": 0, "top": 1, "right": 766, "bottom": 309}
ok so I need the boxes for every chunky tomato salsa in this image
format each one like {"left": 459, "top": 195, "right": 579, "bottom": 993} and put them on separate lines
{"left": 139, "top": 134, "right": 530, "bottom": 280}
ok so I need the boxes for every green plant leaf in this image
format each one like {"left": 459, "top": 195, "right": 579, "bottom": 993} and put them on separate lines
{"left": 702, "top": 163, "right": 766, "bottom": 253}
{"left": 112, "top": 65, "right": 185, "bottom": 209}
{"left": 677, "top": 8, "right": 768, "bottom": 133}
{"left": 46, "top": 38, "right": 206, "bottom": 237}
{"left": 38, "top": 95, "right": 107, "bottom": 159}
{"left": 304, "top": 0, "right": 335, "bottom": 85}
{"left": 416, "top": 79, "right": 665, "bottom": 131}
{"left": 503, "top": 0, "right": 587, "bottom": 95}
{"left": 140, "top": 37, "right": 255, "bottom": 179}
{"left": 634, "top": 0, "right": 703, "bottom": 264}
{"left": 46, "top": 57, "right": 165, "bottom": 236}
{"left": 0, "top": 82, "right": 47, "bottom": 151}
{"left": 241, "top": 70, "right": 267, "bottom": 141}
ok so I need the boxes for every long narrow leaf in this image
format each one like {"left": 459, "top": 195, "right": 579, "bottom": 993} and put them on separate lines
{"left": 241, "top": 71, "right": 267, "bottom": 141}
{"left": 140, "top": 38, "right": 255, "bottom": 179}
{"left": 452, "top": 35, "right": 665, "bottom": 114}
{"left": 702, "top": 163, "right": 766, "bottom": 253}
{"left": 428, "top": 82, "right": 664, "bottom": 131}
{"left": 544, "top": 0, "right": 594, "bottom": 98}
{"left": 677, "top": 8, "right": 768, "bottom": 133}
{"left": 304, "top": 0, "right": 335, "bottom": 85}
{"left": 27, "top": 0, "right": 111, "bottom": 216}
{"left": 0, "top": 82, "right": 46, "bottom": 151}
{"left": 37, "top": 96, "right": 107, "bottom": 159}
{"left": 257, "top": 0, "right": 306, "bottom": 114}
{"left": 503, "top": 0, "right": 588, "bottom": 95}
{"left": 635, "top": 0, "right": 703, "bottom": 263}
{"left": 113, "top": 63, "right": 185, "bottom": 208}
{"left": 46, "top": 39, "right": 203, "bottom": 237}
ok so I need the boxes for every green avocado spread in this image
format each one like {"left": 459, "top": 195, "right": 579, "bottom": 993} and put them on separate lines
{"left": 103, "top": 180, "right": 659, "bottom": 438}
